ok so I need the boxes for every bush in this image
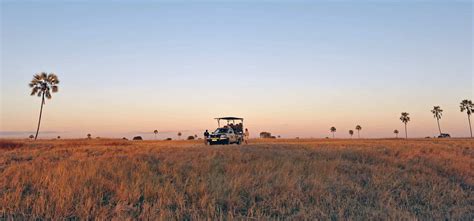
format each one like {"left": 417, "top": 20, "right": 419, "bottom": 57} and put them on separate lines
{"left": 187, "top": 136, "right": 195, "bottom": 140}
{"left": 132, "top": 136, "right": 143, "bottom": 141}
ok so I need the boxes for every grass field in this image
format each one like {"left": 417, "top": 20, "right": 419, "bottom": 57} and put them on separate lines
{"left": 0, "top": 138, "right": 473, "bottom": 219}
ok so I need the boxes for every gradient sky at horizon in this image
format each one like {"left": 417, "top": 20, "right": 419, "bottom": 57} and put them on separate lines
{"left": 1, "top": 0, "right": 473, "bottom": 139}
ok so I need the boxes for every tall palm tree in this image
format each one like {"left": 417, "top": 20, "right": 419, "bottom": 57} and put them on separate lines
{"left": 29, "top": 72, "right": 59, "bottom": 140}
{"left": 330, "top": 127, "right": 336, "bottom": 138}
{"left": 431, "top": 106, "right": 443, "bottom": 135}
{"left": 154, "top": 130, "right": 158, "bottom": 140}
{"left": 400, "top": 112, "right": 410, "bottom": 139}
{"left": 460, "top": 99, "right": 473, "bottom": 138}
{"left": 394, "top": 129, "right": 399, "bottom": 138}
{"left": 178, "top": 132, "right": 182, "bottom": 140}
{"left": 355, "top": 125, "right": 362, "bottom": 138}
{"left": 349, "top": 130, "right": 354, "bottom": 138}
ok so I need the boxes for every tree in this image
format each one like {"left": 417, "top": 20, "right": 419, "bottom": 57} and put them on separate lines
{"left": 394, "top": 129, "right": 399, "bottom": 138}
{"left": 87, "top": 134, "right": 92, "bottom": 139}
{"left": 330, "top": 127, "right": 336, "bottom": 138}
{"left": 29, "top": 72, "right": 59, "bottom": 140}
{"left": 431, "top": 106, "right": 443, "bottom": 135}
{"left": 154, "top": 130, "right": 158, "bottom": 140}
{"left": 260, "top": 132, "right": 272, "bottom": 138}
{"left": 57, "top": 136, "right": 61, "bottom": 139}
{"left": 178, "top": 132, "right": 182, "bottom": 140}
{"left": 400, "top": 112, "right": 410, "bottom": 139}
{"left": 29, "top": 135, "right": 34, "bottom": 140}
{"left": 460, "top": 99, "right": 473, "bottom": 138}
{"left": 355, "top": 125, "right": 362, "bottom": 138}
{"left": 349, "top": 130, "right": 354, "bottom": 138}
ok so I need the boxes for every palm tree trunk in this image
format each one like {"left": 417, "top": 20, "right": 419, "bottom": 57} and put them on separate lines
{"left": 396, "top": 133, "right": 398, "bottom": 139}
{"left": 34, "top": 94, "right": 45, "bottom": 140}
{"left": 437, "top": 118, "right": 442, "bottom": 135}
{"left": 404, "top": 123, "right": 408, "bottom": 139}
{"left": 357, "top": 130, "right": 360, "bottom": 139}
{"left": 332, "top": 132, "right": 334, "bottom": 138}
{"left": 468, "top": 114, "right": 472, "bottom": 138}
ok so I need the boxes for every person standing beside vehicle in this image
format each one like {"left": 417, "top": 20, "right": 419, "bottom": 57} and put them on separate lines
{"left": 204, "top": 130, "right": 210, "bottom": 145}
{"left": 244, "top": 128, "right": 250, "bottom": 144}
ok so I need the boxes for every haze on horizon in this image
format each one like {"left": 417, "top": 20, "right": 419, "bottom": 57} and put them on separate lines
{"left": 1, "top": 0, "right": 473, "bottom": 139}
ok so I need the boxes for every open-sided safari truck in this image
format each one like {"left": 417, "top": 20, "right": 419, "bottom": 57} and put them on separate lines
{"left": 208, "top": 117, "right": 244, "bottom": 145}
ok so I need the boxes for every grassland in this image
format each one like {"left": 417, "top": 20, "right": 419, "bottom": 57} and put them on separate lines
{"left": 0, "top": 138, "right": 473, "bottom": 220}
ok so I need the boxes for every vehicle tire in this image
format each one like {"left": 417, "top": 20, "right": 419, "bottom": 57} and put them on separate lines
{"left": 236, "top": 139, "right": 242, "bottom": 145}
{"left": 226, "top": 139, "right": 230, "bottom": 145}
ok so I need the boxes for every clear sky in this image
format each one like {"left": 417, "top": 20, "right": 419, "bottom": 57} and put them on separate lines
{"left": 1, "top": 0, "right": 472, "bottom": 139}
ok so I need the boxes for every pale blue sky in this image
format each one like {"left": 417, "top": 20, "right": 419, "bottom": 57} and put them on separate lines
{"left": 1, "top": 0, "right": 472, "bottom": 139}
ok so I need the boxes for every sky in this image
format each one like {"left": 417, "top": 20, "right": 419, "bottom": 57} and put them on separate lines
{"left": 1, "top": 0, "right": 473, "bottom": 139}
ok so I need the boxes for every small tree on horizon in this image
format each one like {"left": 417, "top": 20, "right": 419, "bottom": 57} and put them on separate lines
{"left": 394, "top": 129, "right": 399, "bottom": 138}
{"left": 349, "top": 130, "right": 354, "bottom": 138}
{"left": 29, "top": 135, "right": 34, "bottom": 140}
{"left": 400, "top": 112, "right": 410, "bottom": 139}
{"left": 431, "top": 106, "right": 443, "bottom": 135}
{"left": 87, "top": 134, "right": 92, "bottom": 139}
{"left": 330, "top": 127, "right": 336, "bottom": 138}
{"left": 178, "top": 132, "right": 182, "bottom": 140}
{"left": 154, "top": 130, "right": 158, "bottom": 140}
{"left": 29, "top": 72, "right": 60, "bottom": 140}
{"left": 57, "top": 136, "right": 61, "bottom": 139}
{"left": 460, "top": 99, "right": 473, "bottom": 138}
{"left": 355, "top": 125, "right": 362, "bottom": 138}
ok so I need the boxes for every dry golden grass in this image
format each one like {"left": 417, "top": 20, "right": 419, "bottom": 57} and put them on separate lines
{"left": 1, "top": 138, "right": 473, "bottom": 219}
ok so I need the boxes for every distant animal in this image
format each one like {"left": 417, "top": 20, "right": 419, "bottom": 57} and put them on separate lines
{"left": 438, "top": 133, "right": 451, "bottom": 138}
{"left": 133, "top": 136, "right": 143, "bottom": 140}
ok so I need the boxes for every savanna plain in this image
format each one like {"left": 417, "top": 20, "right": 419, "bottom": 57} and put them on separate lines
{"left": 0, "top": 138, "right": 473, "bottom": 220}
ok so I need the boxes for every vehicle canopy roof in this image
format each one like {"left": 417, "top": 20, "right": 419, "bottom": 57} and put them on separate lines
{"left": 214, "top": 117, "right": 244, "bottom": 121}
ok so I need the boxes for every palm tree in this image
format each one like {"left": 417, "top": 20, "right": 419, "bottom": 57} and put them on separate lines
{"left": 330, "top": 127, "right": 336, "bottom": 138}
{"left": 57, "top": 136, "right": 61, "bottom": 139}
{"left": 29, "top": 72, "right": 59, "bottom": 140}
{"left": 349, "top": 130, "right": 354, "bottom": 138}
{"left": 394, "top": 129, "right": 399, "bottom": 138}
{"left": 178, "top": 132, "right": 182, "bottom": 140}
{"left": 460, "top": 99, "right": 473, "bottom": 138}
{"left": 355, "top": 125, "right": 362, "bottom": 138}
{"left": 431, "top": 106, "right": 443, "bottom": 135}
{"left": 154, "top": 130, "right": 158, "bottom": 140}
{"left": 87, "top": 133, "right": 92, "bottom": 139}
{"left": 29, "top": 135, "right": 34, "bottom": 140}
{"left": 400, "top": 112, "right": 410, "bottom": 139}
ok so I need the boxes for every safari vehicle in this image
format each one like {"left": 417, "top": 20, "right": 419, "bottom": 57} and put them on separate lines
{"left": 208, "top": 117, "right": 244, "bottom": 145}
{"left": 438, "top": 133, "right": 451, "bottom": 138}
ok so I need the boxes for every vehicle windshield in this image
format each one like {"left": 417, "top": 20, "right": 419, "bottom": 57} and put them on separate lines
{"left": 214, "top": 128, "right": 229, "bottom": 134}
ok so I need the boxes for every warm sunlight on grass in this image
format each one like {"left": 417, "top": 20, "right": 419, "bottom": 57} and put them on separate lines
{"left": 1, "top": 139, "right": 472, "bottom": 219}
